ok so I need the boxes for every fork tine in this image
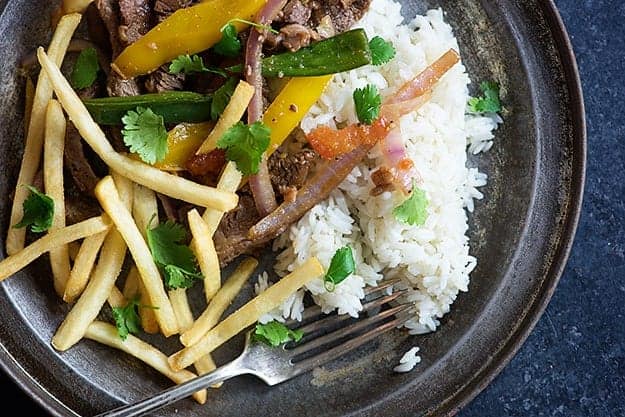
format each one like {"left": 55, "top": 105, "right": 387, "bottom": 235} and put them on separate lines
{"left": 284, "top": 278, "right": 402, "bottom": 327}
{"left": 290, "top": 313, "right": 412, "bottom": 375}
{"left": 295, "top": 289, "right": 409, "bottom": 335}
{"left": 289, "top": 303, "right": 412, "bottom": 357}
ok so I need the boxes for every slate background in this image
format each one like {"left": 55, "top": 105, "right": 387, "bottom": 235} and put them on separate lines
{"left": 1, "top": 0, "right": 623, "bottom": 416}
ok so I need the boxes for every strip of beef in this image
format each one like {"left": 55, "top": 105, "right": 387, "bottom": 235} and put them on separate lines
{"left": 269, "top": 0, "right": 371, "bottom": 52}
{"left": 118, "top": 0, "right": 152, "bottom": 45}
{"left": 214, "top": 149, "right": 317, "bottom": 267}
{"left": 144, "top": 0, "right": 191, "bottom": 93}
{"left": 311, "top": 0, "right": 372, "bottom": 33}
{"left": 214, "top": 194, "right": 262, "bottom": 268}
{"left": 65, "top": 123, "right": 101, "bottom": 196}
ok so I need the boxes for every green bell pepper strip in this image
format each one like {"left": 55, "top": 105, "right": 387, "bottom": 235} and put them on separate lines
{"left": 82, "top": 92, "right": 213, "bottom": 125}
{"left": 227, "top": 29, "right": 372, "bottom": 77}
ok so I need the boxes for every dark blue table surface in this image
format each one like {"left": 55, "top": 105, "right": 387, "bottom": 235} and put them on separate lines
{"left": 1, "top": 1, "right": 623, "bottom": 416}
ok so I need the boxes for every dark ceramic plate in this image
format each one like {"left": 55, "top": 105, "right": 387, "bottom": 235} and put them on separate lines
{"left": 0, "top": 0, "right": 585, "bottom": 416}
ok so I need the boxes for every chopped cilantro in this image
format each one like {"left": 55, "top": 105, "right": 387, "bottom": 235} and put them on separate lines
{"left": 369, "top": 36, "right": 396, "bottom": 66}
{"left": 111, "top": 296, "right": 142, "bottom": 341}
{"left": 168, "top": 54, "right": 227, "bottom": 77}
{"left": 253, "top": 321, "right": 304, "bottom": 347}
{"left": 324, "top": 246, "right": 356, "bottom": 292}
{"left": 211, "top": 77, "right": 238, "bottom": 120}
{"left": 393, "top": 183, "right": 429, "bottom": 226}
{"left": 14, "top": 185, "right": 54, "bottom": 233}
{"left": 467, "top": 81, "right": 502, "bottom": 114}
{"left": 353, "top": 84, "right": 382, "bottom": 125}
{"left": 121, "top": 107, "right": 169, "bottom": 165}
{"left": 214, "top": 23, "right": 242, "bottom": 57}
{"left": 146, "top": 218, "right": 203, "bottom": 290}
{"left": 216, "top": 121, "right": 271, "bottom": 176}
{"left": 70, "top": 47, "right": 100, "bottom": 89}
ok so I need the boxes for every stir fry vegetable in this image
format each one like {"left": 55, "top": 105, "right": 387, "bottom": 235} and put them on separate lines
{"left": 113, "top": 0, "right": 267, "bottom": 78}
{"left": 227, "top": 29, "right": 372, "bottom": 77}
{"left": 83, "top": 92, "right": 213, "bottom": 125}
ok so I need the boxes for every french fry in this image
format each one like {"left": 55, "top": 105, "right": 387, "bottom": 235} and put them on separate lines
{"left": 111, "top": 171, "right": 134, "bottom": 211}
{"left": 107, "top": 285, "right": 127, "bottom": 309}
{"left": 37, "top": 47, "right": 238, "bottom": 212}
{"left": 139, "top": 277, "right": 160, "bottom": 334}
{"left": 95, "top": 176, "right": 179, "bottom": 337}
{"left": 169, "top": 257, "right": 323, "bottom": 371}
{"left": 169, "top": 289, "right": 194, "bottom": 333}
{"left": 7, "top": 13, "right": 82, "bottom": 255}
{"left": 0, "top": 216, "right": 109, "bottom": 282}
{"left": 24, "top": 77, "right": 35, "bottom": 136}
{"left": 132, "top": 184, "right": 158, "bottom": 237}
{"left": 44, "top": 99, "right": 71, "bottom": 297}
{"left": 201, "top": 162, "right": 243, "bottom": 236}
{"left": 63, "top": 230, "right": 108, "bottom": 303}
{"left": 62, "top": 0, "right": 94, "bottom": 14}
{"left": 196, "top": 80, "right": 255, "bottom": 155}
{"left": 124, "top": 266, "right": 159, "bottom": 334}
{"left": 122, "top": 264, "right": 140, "bottom": 299}
{"left": 85, "top": 321, "right": 207, "bottom": 404}
{"left": 68, "top": 241, "right": 81, "bottom": 262}
{"left": 51, "top": 228, "right": 127, "bottom": 351}
{"left": 188, "top": 209, "right": 221, "bottom": 303}
{"left": 180, "top": 257, "right": 257, "bottom": 347}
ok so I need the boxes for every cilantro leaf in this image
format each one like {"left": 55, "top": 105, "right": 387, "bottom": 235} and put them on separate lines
{"left": 146, "top": 219, "right": 203, "bottom": 290}
{"left": 70, "top": 47, "right": 100, "bottom": 89}
{"left": 111, "top": 296, "right": 142, "bottom": 341}
{"left": 393, "top": 183, "right": 428, "bottom": 226}
{"left": 14, "top": 185, "right": 54, "bottom": 233}
{"left": 121, "top": 107, "right": 169, "bottom": 165}
{"left": 214, "top": 23, "right": 242, "bottom": 57}
{"left": 216, "top": 121, "right": 271, "bottom": 175}
{"left": 211, "top": 77, "right": 238, "bottom": 120}
{"left": 168, "top": 54, "right": 227, "bottom": 77}
{"left": 369, "top": 36, "right": 396, "bottom": 66}
{"left": 324, "top": 246, "right": 356, "bottom": 292}
{"left": 467, "top": 81, "right": 502, "bottom": 114}
{"left": 253, "top": 321, "right": 304, "bottom": 347}
{"left": 353, "top": 84, "right": 382, "bottom": 125}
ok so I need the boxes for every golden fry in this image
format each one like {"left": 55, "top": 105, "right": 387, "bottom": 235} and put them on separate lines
{"left": 196, "top": 80, "right": 255, "bottom": 155}
{"left": 85, "top": 322, "right": 207, "bottom": 404}
{"left": 201, "top": 162, "right": 242, "bottom": 236}
{"left": 0, "top": 216, "right": 109, "bottom": 282}
{"left": 7, "top": 13, "right": 82, "bottom": 255}
{"left": 95, "top": 176, "right": 179, "bottom": 337}
{"left": 169, "top": 258, "right": 323, "bottom": 371}
{"left": 44, "top": 99, "right": 70, "bottom": 297}
{"left": 52, "top": 228, "right": 127, "bottom": 351}
{"left": 188, "top": 209, "right": 221, "bottom": 303}
{"left": 180, "top": 257, "right": 257, "bottom": 347}
{"left": 63, "top": 230, "right": 108, "bottom": 303}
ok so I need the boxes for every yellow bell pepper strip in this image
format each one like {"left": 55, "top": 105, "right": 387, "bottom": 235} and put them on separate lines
{"left": 155, "top": 122, "right": 215, "bottom": 171}
{"left": 112, "top": 0, "right": 266, "bottom": 79}
{"left": 262, "top": 75, "right": 332, "bottom": 156}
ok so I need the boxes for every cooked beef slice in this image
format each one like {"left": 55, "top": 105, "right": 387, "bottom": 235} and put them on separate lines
{"left": 118, "top": 0, "right": 152, "bottom": 44}
{"left": 268, "top": 149, "right": 317, "bottom": 197}
{"left": 64, "top": 123, "right": 101, "bottom": 195}
{"left": 145, "top": 0, "right": 191, "bottom": 92}
{"left": 311, "top": 0, "right": 372, "bottom": 33}
{"left": 214, "top": 194, "right": 262, "bottom": 268}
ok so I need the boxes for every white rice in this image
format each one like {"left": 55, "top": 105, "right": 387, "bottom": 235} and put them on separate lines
{"left": 257, "top": 0, "right": 501, "bottom": 368}
{"left": 393, "top": 346, "right": 422, "bottom": 373}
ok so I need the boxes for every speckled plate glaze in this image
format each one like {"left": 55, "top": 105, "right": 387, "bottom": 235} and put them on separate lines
{"left": 0, "top": 1, "right": 585, "bottom": 416}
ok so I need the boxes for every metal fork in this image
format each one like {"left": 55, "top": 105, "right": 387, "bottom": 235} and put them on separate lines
{"left": 96, "top": 280, "right": 412, "bottom": 417}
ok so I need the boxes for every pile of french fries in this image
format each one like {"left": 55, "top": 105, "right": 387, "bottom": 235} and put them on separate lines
{"left": 0, "top": 7, "right": 324, "bottom": 406}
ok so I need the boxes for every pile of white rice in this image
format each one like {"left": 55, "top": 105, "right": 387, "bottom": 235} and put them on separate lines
{"left": 257, "top": 0, "right": 501, "bottom": 367}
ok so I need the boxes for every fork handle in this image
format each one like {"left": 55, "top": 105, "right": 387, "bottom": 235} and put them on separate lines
{"left": 95, "top": 359, "right": 248, "bottom": 417}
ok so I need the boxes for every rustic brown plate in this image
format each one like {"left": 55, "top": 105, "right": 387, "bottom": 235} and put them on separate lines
{"left": 0, "top": 0, "right": 585, "bottom": 416}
